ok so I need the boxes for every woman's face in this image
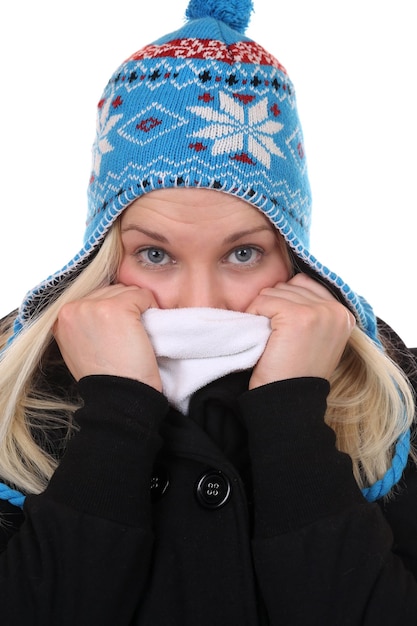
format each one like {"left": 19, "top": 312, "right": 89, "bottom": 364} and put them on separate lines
{"left": 117, "top": 188, "right": 291, "bottom": 311}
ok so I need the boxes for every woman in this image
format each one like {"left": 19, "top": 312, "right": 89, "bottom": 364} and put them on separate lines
{"left": 1, "top": 0, "right": 416, "bottom": 623}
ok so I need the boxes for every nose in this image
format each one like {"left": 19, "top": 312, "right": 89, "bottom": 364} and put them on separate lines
{"left": 177, "top": 269, "right": 226, "bottom": 309}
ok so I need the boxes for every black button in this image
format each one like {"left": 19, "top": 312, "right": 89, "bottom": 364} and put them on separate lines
{"left": 195, "top": 470, "right": 231, "bottom": 509}
{"left": 150, "top": 465, "right": 170, "bottom": 501}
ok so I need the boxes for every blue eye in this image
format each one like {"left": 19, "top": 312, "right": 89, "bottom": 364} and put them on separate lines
{"left": 227, "top": 246, "right": 262, "bottom": 265}
{"left": 138, "top": 247, "right": 170, "bottom": 266}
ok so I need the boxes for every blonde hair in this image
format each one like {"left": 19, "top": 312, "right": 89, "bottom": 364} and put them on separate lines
{"left": 0, "top": 227, "right": 122, "bottom": 493}
{"left": 0, "top": 221, "right": 414, "bottom": 495}
{"left": 328, "top": 328, "right": 415, "bottom": 489}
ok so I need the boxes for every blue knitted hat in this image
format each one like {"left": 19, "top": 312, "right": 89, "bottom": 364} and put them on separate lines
{"left": 12, "top": 0, "right": 378, "bottom": 342}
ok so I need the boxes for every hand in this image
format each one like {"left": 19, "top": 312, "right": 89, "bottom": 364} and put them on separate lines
{"left": 246, "top": 274, "right": 356, "bottom": 389}
{"left": 53, "top": 284, "right": 162, "bottom": 391}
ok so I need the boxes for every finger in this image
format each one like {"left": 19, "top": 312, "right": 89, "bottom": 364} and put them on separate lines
{"left": 275, "top": 273, "right": 338, "bottom": 302}
{"left": 246, "top": 284, "right": 329, "bottom": 315}
{"left": 247, "top": 289, "right": 356, "bottom": 335}
{"left": 80, "top": 285, "right": 160, "bottom": 318}
{"left": 83, "top": 283, "right": 154, "bottom": 303}
{"left": 285, "top": 274, "right": 357, "bottom": 328}
{"left": 52, "top": 286, "right": 162, "bottom": 387}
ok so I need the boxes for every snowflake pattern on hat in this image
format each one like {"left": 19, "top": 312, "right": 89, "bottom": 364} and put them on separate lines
{"left": 188, "top": 92, "right": 285, "bottom": 168}
{"left": 92, "top": 91, "right": 123, "bottom": 177}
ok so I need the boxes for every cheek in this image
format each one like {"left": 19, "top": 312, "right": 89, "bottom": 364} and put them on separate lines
{"left": 117, "top": 259, "right": 156, "bottom": 291}
{"left": 117, "top": 260, "right": 137, "bottom": 286}
{"left": 229, "top": 265, "right": 290, "bottom": 312}
{"left": 260, "top": 256, "right": 291, "bottom": 288}
{"left": 117, "top": 260, "right": 174, "bottom": 308}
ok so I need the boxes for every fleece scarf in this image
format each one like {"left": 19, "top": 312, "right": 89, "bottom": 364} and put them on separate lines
{"left": 142, "top": 307, "right": 271, "bottom": 413}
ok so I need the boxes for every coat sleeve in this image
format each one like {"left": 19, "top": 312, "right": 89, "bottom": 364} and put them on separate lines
{"left": 0, "top": 375, "right": 169, "bottom": 626}
{"left": 239, "top": 377, "right": 417, "bottom": 625}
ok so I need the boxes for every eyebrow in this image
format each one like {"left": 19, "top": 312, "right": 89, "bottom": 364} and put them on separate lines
{"left": 120, "top": 224, "right": 273, "bottom": 245}
{"left": 222, "top": 226, "right": 273, "bottom": 244}
{"left": 121, "top": 225, "right": 169, "bottom": 243}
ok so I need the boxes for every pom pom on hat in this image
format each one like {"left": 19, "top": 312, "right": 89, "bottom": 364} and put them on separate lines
{"left": 186, "top": 0, "right": 253, "bottom": 33}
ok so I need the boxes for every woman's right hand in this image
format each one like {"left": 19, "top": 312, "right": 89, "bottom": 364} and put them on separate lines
{"left": 53, "top": 284, "right": 162, "bottom": 391}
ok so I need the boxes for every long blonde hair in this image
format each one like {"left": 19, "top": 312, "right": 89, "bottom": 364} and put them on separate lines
{"left": 0, "top": 221, "right": 414, "bottom": 495}
{"left": 0, "top": 227, "right": 122, "bottom": 493}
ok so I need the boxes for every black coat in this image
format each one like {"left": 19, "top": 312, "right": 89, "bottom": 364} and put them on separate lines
{"left": 1, "top": 321, "right": 417, "bottom": 625}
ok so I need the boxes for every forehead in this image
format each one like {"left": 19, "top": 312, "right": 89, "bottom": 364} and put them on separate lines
{"left": 120, "top": 188, "right": 275, "bottom": 229}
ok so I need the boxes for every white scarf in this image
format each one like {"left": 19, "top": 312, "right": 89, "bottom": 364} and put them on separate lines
{"left": 142, "top": 307, "right": 271, "bottom": 414}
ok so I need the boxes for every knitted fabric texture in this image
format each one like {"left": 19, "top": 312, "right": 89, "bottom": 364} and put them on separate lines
{"left": 11, "top": 0, "right": 378, "bottom": 343}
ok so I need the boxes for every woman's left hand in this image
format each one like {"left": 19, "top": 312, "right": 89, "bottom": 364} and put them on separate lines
{"left": 246, "top": 273, "right": 356, "bottom": 389}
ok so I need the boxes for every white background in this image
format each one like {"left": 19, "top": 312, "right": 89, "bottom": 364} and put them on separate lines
{"left": 1, "top": 0, "right": 415, "bottom": 345}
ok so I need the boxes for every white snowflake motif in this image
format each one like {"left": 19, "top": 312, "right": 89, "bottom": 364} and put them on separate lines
{"left": 92, "top": 94, "right": 123, "bottom": 177}
{"left": 188, "top": 92, "right": 285, "bottom": 168}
